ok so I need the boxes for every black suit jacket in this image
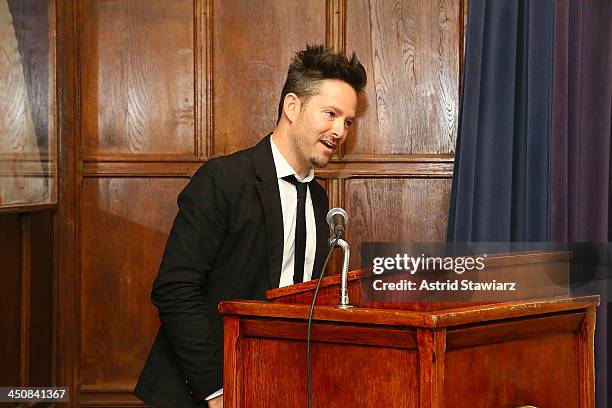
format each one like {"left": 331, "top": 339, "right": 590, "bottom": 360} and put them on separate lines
{"left": 135, "top": 135, "right": 329, "bottom": 407}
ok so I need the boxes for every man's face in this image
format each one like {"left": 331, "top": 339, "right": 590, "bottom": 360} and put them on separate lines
{"left": 287, "top": 79, "right": 358, "bottom": 170}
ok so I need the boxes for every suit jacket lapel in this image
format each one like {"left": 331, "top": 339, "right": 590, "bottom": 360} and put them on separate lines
{"left": 253, "top": 135, "right": 284, "bottom": 288}
{"left": 310, "top": 182, "right": 330, "bottom": 279}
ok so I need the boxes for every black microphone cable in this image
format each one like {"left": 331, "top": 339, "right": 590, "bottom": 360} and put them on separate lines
{"left": 307, "top": 236, "right": 339, "bottom": 408}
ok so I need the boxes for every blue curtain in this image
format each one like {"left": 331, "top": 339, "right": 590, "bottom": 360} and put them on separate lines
{"left": 447, "top": 0, "right": 553, "bottom": 242}
{"left": 448, "top": 1, "right": 611, "bottom": 406}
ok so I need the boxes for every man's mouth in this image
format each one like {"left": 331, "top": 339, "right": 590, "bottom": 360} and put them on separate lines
{"left": 319, "top": 139, "right": 336, "bottom": 152}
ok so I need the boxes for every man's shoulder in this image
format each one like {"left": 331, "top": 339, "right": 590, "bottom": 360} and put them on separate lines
{"left": 186, "top": 139, "right": 266, "bottom": 196}
{"left": 194, "top": 146, "right": 254, "bottom": 179}
{"left": 196, "top": 133, "right": 271, "bottom": 176}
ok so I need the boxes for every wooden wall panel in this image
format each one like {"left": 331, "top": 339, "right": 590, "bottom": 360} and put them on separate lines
{"left": 344, "top": 178, "right": 452, "bottom": 268}
{"left": 28, "top": 211, "right": 54, "bottom": 387}
{"left": 212, "top": 0, "right": 327, "bottom": 155}
{"left": 80, "top": 177, "right": 187, "bottom": 388}
{"left": 342, "top": 0, "right": 379, "bottom": 157}
{"left": 344, "top": 0, "right": 460, "bottom": 156}
{"left": 55, "top": 0, "right": 80, "bottom": 403}
{"left": 80, "top": 0, "right": 196, "bottom": 158}
{"left": 0, "top": 211, "right": 54, "bottom": 389}
{"left": 6, "top": 0, "right": 52, "bottom": 153}
{"left": 0, "top": 214, "right": 22, "bottom": 387}
{"left": 0, "top": 0, "right": 56, "bottom": 209}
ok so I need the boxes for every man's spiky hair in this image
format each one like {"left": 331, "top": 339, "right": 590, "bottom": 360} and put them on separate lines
{"left": 277, "top": 44, "right": 367, "bottom": 122}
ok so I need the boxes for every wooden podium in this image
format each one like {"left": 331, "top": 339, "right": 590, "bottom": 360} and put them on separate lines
{"left": 219, "top": 251, "right": 598, "bottom": 407}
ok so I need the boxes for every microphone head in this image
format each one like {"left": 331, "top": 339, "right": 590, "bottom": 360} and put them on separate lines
{"left": 326, "top": 207, "right": 348, "bottom": 227}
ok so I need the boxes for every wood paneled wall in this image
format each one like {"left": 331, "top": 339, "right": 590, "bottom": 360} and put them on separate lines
{"left": 55, "top": 0, "right": 464, "bottom": 406}
{"left": 0, "top": 0, "right": 55, "bottom": 398}
{"left": 0, "top": 212, "right": 54, "bottom": 394}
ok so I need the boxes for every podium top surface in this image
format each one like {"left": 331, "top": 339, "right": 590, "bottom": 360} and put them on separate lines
{"left": 219, "top": 295, "right": 599, "bottom": 328}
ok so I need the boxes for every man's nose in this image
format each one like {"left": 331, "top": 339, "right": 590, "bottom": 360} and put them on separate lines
{"left": 332, "top": 118, "right": 345, "bottom": 140}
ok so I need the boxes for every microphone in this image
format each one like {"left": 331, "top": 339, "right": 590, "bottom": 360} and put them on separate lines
{"left": 326, "top": 207, "right": 348, "bottom": 239}
{"left": 309, "top": 208, "right": 351, "bottom": 408}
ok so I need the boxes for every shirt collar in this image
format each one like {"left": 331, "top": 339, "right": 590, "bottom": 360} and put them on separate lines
{"left": 270, "top": 137, "right": 315, "bottom": 183}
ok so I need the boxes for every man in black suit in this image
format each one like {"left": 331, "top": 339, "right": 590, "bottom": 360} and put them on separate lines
{"left": 135, "top": 45, "right": 366, "bottom": 408}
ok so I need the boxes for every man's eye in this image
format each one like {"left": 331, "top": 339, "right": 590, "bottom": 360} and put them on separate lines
{"left": 345, "top": 120, "right": 353, "bottom": 128}
{"left": 325, "top": 111, "right": 336, "bottom": 118}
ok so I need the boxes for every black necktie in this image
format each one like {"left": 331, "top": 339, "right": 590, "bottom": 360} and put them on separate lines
{"left": 282, "top": 175, "right": 308, "bottom": 284}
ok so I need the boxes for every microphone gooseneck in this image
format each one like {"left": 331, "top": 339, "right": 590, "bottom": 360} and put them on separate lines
{"left": 308, "top": 208, "right": 352, "bottom": 408}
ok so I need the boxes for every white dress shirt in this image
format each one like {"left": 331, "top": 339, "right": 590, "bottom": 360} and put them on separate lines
{"left": 206, "top": 138, "right": 317, "bottom": 401}
{"left": 270, "top": 138, "right": 316, "bottom": 288}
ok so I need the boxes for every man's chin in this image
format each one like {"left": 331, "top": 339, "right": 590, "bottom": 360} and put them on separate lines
{"left": 310, "top": 156, "right": 330, "bottom": 169}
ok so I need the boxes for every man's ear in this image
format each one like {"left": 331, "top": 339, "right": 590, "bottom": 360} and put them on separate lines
{"left": 282, "top": 93, "right": 301, "bottom": 123}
